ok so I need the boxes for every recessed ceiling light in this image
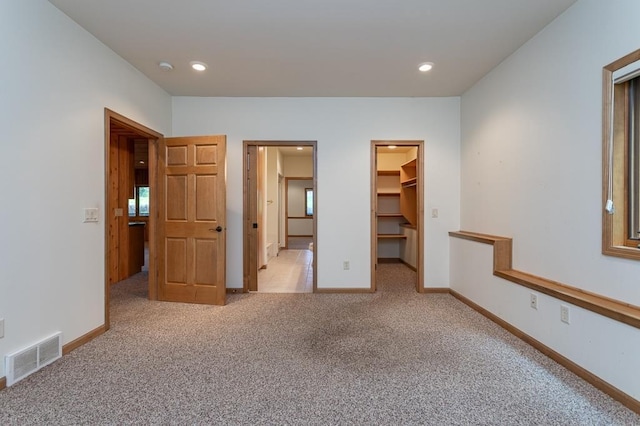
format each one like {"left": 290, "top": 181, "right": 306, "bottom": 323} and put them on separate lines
{"left": 418, "top": 62, "right": 434, "bottom": 72}
{"left": 158, "top": 61, "right": 173, "bottom": 71}
{"left": 388, "top": 145, "right": 397, "bottom": 149}
{"left": 296, "top": 147, "right": 303, "bottom": 151}
{"left": 139, "top": 160, "right": 145, "bottom": 164}
{"left": 190, "top": 61, "right": 208, "bottom": 71}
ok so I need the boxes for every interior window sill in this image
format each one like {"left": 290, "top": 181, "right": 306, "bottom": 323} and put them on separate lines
{"left": 603, "top": 245, "right": 640, "bottom": 261}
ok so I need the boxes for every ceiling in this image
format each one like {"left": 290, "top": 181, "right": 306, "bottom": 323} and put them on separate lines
{"left": 377, "top": 146, "right": 414, "bottom": 154}
{"left": 49, "top": 0, "right": 576, "bottom": 97}
{"left": 277, "top": 146, "right": 312, "bottom": 157}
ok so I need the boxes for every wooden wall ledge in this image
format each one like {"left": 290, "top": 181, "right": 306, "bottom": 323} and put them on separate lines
{"left": 449, "top": 231, "right": 640, "bottom": 330}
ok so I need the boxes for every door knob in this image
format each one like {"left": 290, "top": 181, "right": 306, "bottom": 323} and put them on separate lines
{"left": 209, "top": 226, "right": 223, "bottom": 232}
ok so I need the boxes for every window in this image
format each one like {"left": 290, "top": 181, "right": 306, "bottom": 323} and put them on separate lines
{"left": 305, "top": 188, "right": 313, "bottom": 216}
{"left": 128, "top": 198, "right": 136, "bottom": 217}
{"left": 602, "top": 48, "right": 640, "bottom": 260}
{"left": 129, "top": 186, "right": 150, "bottom": 217}
{"left": 627, "top": 77, "right": 640, "bottom": 242}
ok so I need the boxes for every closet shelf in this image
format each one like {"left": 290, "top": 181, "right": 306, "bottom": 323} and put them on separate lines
{"left": 377, "top": 234, "right": 408, "bottom": 239}
{"left": 400, "top": 157, "right": 418, "bottom": 227}
{"left": 401, "top": 177, "right": 417, "bottom": 187}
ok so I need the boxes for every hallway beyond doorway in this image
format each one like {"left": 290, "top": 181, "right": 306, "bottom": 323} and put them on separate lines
{"left": 257, "top": 249, "right": 313, "bottom": 293}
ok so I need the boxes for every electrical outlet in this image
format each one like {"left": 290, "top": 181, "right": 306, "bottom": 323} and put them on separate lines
{"left": 0, "top": 318, "right": 4, "bottom": 339}
{"left": 431, "top": 208, "right": 439, "bottom": 218}
{"left": 530, "top": 293, "right": 538, "bottom": 310}
{"left": 343, "top": 261, "right": 350, "bottom": 270}
{"left": 560, "top": 305, "right": 570, "bottom": 324}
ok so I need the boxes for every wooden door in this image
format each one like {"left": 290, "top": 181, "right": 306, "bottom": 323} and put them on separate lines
{"left": 158, "top": 135, "right": 226, "bottom": 305}
{"left": 245, "top": 145, "right": 259, "bottom": 291}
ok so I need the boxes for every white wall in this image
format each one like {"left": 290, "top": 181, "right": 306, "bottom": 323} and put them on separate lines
{"left": 377, "top": 153, "right": 408, "bottom": 171}
{"left": 456, "top": 0, "right": 640, "bottom": 400}
{"left": 283, "top": 155, "right": 313, "bottom": 177}
{"left": 0, "top": 1, "right": 171, "bottom": 378}
{"left": 172, "top": 97, "right": 460, "bottom": 289}
{"left": 278, "top": 150, "right": 285, "bottom": 248}
{"left": 265, "top": 147, "right": 279, "bottom": 246}
{"left": 284, "top": 156, "right": 314, "bottom": 236}
{"left": 287, "top": 180, "right": 313, "bottom": 236}
{"left": 257, "top": 148, "right": 268, "bottom": 267}
{"left": 287, "top": 180, "right": 313, "bottom": 217}
{"left": 400, "top": 227, "right": 417, "bottom": 268}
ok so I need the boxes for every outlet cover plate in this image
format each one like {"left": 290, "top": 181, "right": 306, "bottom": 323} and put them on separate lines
{"left": 560, "top": 305, "right": 570, "bottom": 324}
{"left": 530, "top": 293, "right": 538, "bottom": 310}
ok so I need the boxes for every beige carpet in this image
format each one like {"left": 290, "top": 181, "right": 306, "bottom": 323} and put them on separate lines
{"left": 0, "top": 264, "right": 637, "bottom": 425}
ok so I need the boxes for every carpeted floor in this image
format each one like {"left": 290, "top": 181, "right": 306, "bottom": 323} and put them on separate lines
{"left": 0, "top": 264, "right": 638, "bottom": 425}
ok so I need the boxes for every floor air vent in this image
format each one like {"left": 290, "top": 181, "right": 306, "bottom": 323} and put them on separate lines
{"left": 5, "top": 332, "right": 62, "bottom": 386}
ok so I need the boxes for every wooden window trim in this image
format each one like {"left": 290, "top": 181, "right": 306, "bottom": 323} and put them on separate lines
{"left": 602, "top": 48, "right": 640, "bottom": 260}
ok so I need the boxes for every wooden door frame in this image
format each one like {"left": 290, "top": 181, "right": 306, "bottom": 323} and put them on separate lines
{"left": 278, "top": 173, "right": 285, "bottom": 251}
{"left": 104, "top": 109, "right": 162, "bottom": 330}
{"left": 371, "top": 140, "right": 425, "bottom": 293}
{"left": 243, "top": 141, "right": 318, "bottom": 293}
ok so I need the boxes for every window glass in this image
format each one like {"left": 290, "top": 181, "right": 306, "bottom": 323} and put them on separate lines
{"left": 305, "top": 188, "right": 313, "bottom": 216}
{"left": 138, "top": 187, "right": 150, "bottom": 217}
{"left": 128, "top": 198, "right": 136, "bottom": 217}
{"left": 628, "top": 78, "right": 640, "bottom": 240}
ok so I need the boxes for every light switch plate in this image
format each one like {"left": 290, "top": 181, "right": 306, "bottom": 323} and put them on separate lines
{"left": 84, "top": 208, "right": 99, "bottom": 223}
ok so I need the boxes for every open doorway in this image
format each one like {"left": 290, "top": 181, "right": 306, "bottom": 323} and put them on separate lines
{"left": 371, "top": 141, "right": 424, "bottom": 292}
{"left": 130, "top": 139, "right": 150, "bottom": 273}
{"left": 104, "top": 109, "right": 162, "bottom": 329}
{"left": 106, "top": 113, "right": 228, "bottom": 319}
{"left": 243, "top": 141, "right": 317, "bottom": 293}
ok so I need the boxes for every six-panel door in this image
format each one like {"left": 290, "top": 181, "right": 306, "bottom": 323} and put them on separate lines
{"left": 158, "top": 135, "right": 226, "bottom": 305}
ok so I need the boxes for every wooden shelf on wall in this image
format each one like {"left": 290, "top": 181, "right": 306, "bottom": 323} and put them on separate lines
{"left": 400, "top": 158, "right": 416, "bottom": 178}
{"left": 401, "top": 177, "right": 417, "bottom": 187}
{"left": 400, "top": 158, "right": 417, "bottom": 226}
{"left": 377, "top": 234, "right": 408, "bottom": 239}
{"left": 377, "top": 213, "right": 404, "bottom": 218}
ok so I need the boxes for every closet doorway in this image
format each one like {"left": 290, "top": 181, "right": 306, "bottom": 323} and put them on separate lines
{"left": 371, "top": 141, "right": 424, "bottom": 292}
{"left": 243, "top": 141, "right": 317, "bottom": 293}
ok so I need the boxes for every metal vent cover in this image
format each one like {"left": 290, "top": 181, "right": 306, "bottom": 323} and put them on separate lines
{"left": 5, "top": 332, "right": 62, "bottom": 386}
